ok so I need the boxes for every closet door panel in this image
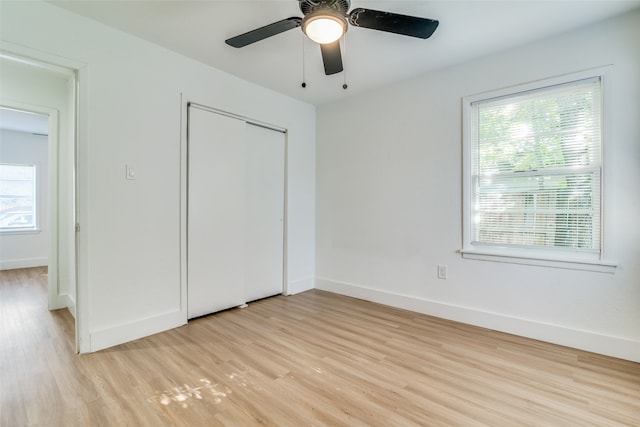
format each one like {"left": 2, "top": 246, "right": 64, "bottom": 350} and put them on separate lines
{"left": 187, "top": 107, "right": 246, "bottom": 318}
{"left": 244, "top": 124, "right": 285, "bottom": 302}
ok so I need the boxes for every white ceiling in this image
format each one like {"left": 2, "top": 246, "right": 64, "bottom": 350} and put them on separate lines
{"left": 50, "top": 0, "right": 640, "bottom": 105}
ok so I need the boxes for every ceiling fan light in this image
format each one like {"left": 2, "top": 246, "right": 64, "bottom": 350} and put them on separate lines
{"left": 302, "top": 12, "right": 347, "bottom": 44}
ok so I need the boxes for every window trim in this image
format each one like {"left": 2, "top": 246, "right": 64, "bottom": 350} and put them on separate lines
{"left": 461, "top": 67, "right": 617, "bottom": 273}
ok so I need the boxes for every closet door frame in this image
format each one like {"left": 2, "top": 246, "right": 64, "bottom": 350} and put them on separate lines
{"left": 179, "top": 96, "right": 288, "bottom": 322}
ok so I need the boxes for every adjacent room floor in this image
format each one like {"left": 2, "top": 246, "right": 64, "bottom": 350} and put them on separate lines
{"left": 1, "top": 267, "right": 639, "bottom": 426}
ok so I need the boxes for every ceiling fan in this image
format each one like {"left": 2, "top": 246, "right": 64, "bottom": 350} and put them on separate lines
{"left": 225, "top": 0, "right": 439, "bottom": 76}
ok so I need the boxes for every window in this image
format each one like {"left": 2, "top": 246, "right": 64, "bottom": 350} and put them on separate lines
{"left": 462, "top": 70, "right": 614, "bottom": 270}
{"left": 0, "top": 163, "right": 37, "bottom": 232}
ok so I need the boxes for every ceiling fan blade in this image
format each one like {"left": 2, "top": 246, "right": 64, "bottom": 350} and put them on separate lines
{"left": 225, "top": 17, "right": 302, "bottom": 48}
{"left": 320, "top": 40, "right": 343, "bottom": 75}
{"left": 349, "top": 8, "right": 439, "bottom": 39}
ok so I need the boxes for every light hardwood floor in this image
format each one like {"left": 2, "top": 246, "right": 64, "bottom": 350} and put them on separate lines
{"left": 1, "top": 267, "right": 639, "bottom": 426}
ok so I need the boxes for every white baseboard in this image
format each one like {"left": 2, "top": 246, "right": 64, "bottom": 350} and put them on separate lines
{"left": 0, "top": 257, "right": 48, "bottom": 270}
{"left": 88, "top": 310, "right": 186, "bottom": 353}
{"left": 315, "top": 277, "right": 640, "bottom": 363}
{"left": 50, "top": 292, "right": 74, "bottom": 313}
{"left": 63, "top": 294, "right": 76, "bottom": 319}
{"left": 287, "top": 276, "right": 314, "bottom": 295}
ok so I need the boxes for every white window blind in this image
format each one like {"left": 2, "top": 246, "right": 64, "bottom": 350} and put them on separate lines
{"left": 0, "top": 163, "right": 37, "bottom": 231}
{"left": 470, "top": 77, "right": 602, "bottom": 255}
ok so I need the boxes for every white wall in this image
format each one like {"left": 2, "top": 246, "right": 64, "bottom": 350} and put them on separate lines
{"left": 316, "top": 10, "right": 640, "bottom": 362}
{"left": 0, "top": 129, "right": 48, "bottom": 269}
{"left": 1, "top": 1, "right": 316, "bottom": 352}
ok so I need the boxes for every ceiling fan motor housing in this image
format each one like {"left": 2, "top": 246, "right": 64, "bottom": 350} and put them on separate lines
{"left": 299, "top": 0, "right": 350, "bottom": 16}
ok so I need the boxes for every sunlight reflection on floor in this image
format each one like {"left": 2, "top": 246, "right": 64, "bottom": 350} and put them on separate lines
{"left": 147, "top": 379, "right": 231, "bottom": 408}
{"left": 228, "top": 372, "right": 263, "bottom": 391}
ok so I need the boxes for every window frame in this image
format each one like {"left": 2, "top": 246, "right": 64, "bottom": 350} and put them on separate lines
{"left": 461, "top": 68, "right": 616, "bottom": 273}
{"left": 0, "top": 162, "right": 40, "bottom": 234}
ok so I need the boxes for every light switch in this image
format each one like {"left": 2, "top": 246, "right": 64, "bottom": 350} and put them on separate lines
{"left": 126, "top": 165, "right": 136, "bottom": 180}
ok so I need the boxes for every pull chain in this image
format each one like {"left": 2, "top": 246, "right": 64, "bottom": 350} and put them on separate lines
{"left": 301, "top": 34, "right": 307, "bottom": 88}
{"left": 342, "top": 34, "right": 348, "bottom": 90}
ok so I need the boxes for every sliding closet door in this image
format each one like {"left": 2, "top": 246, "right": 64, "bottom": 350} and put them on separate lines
{"left": 187, "top": 107, "right": 246, "bottom": 318}
{"left": 187, "top": 105, "right": 286, "bottom": 319}
{"left": 244, "top": 124, "right": 285, "bottom": 302}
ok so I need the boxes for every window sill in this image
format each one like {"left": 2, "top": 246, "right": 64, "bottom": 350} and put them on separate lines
{"left": 459, "top": 248, "right": 618, "bottom": 273}
{"left": 0, "top": 228, "right": 41, "bottom": 236}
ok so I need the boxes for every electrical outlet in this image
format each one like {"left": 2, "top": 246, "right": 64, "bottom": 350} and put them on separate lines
{"left": 437, "top": 264, "right": 447, "bottom": 279}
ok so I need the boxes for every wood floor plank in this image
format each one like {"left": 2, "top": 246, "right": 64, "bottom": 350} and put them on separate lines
{"left": 1, "top": 267, "right": 639, "bottom": 426}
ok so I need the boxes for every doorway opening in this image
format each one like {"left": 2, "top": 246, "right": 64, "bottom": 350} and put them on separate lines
{"left": 0, "top": 108, "right": 50, "bottom": 270}
{"left": 0, "top": 54, "right": 78, "bottom": 351}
